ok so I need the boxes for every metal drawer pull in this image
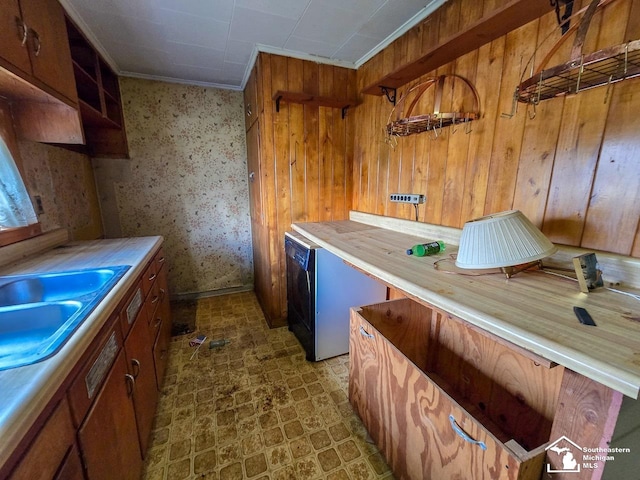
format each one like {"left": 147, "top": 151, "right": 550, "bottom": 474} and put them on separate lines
{"left": 31, "top": 30, "right": 41, "bottom": 56}
{"left": 359, "top": 325, "right": 374, "bottom": 339}
{"left": 131, "top": 359, "right": 141, "bottom": 379}
{"left": 449, "top": 415, "right": 487, "bottom": 450}
{"left": 125, "top": 374, "right": 135, "bottom": 396}
{"left": 16, "top": 18, "right": 28, "bottom": 46}
{"left": 148, "top": 273, "right": 157, "bottom": 281}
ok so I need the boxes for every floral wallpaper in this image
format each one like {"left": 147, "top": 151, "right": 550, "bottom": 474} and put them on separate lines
{"left": 16, "top": 141, "right": 103, "bottom": 241}
{"left": 93, "top": 77, "right": 252, "bottom": 297}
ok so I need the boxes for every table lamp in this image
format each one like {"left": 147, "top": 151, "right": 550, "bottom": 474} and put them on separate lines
{"left": 455, "top": 210, "right": 557, "bottom": 278}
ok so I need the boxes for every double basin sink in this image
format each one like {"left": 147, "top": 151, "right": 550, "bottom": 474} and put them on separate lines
{"left": 0, "top": 265, "right": 130, "bottom": 371}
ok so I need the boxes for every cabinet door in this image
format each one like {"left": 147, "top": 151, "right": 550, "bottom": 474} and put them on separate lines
{"left": 54, "top": 444, "right": 84, "bottom": 480}
{"left": 243, "top": 67, "right": 258, "bottom": 131}
{"left": 78, "top": 350, "right": 142, "bottom": 480}
{"left": 153, "top": 297, "right": 172, "bottom": 388}
{"left": 0, "top": 0, "right": 31, "bottom": 74}
{"left": 9, "top": 397, "right": 76, "bottom": 480}
{"left": 124, "top": 307, "right": 158, "bottom": 456}
{"left": 19, "top": 0, "right": 77, "bottom": 102}
{"left": 152, "top": 265, "right": 172, "bottom": 389}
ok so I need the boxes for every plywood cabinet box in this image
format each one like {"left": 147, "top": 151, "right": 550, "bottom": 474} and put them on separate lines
{"left": 0, "top": 0, "right": 83, "bottom": 144}
{"left": 6, "top": 246, "right": 171, "bottom": 480}
{"left": 350, "top": 298, "right": 565, "bottom": 480}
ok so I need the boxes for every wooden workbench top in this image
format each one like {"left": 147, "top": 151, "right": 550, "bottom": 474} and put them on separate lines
{"left": 293, "top": 212, "right": 640, "bottom": 399}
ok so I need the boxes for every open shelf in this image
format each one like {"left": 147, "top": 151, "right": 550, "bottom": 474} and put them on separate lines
{"left": 272, "top": 90, "right": 357, "bottom": 118}
{"left": 79, "top": 100, "right": 121, "bottom": 129}
{"left": 64, "top": 15, "right": 128, "bottom": 157}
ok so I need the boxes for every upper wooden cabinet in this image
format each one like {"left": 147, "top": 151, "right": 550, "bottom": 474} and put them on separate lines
{"left": 0, "top": 0, "right": 77, "bottom": 103}
{"left": 0, "top": 0, "right": 83, "bottom": 144}
{"left": 243, "top": 64, "right": 261, "bottom": 131}
{"left": 65, "top": 16, "right": 129, "bottom": 157}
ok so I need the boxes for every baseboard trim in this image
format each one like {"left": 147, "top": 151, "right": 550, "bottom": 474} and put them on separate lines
{"left": 170, "top": 285, "right": 253, "bottom": 302}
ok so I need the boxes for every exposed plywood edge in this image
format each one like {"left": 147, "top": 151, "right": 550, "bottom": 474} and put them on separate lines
{"left": 0, "top": 229, "right": 69, "bottom": 268}
{"left": 361, "top": 0, "right": 554, "bottom": 95}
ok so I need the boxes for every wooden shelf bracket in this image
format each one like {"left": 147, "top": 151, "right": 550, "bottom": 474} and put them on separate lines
{"left": 380, "top": 86, "right": 397, "bottom": 105}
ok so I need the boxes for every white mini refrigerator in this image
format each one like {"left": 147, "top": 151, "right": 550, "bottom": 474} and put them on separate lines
{"left": 285, "top": 232, "right": 387, "bottom": 361}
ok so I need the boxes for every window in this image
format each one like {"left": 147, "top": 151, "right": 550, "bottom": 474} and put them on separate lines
{"left": 0, "top": 135, "right": 40, "bottom": 247}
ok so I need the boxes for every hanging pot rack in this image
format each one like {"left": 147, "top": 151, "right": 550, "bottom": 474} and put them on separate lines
{"left": 385, "top": 74, "right": 480, "bottom": 141}
{"left": 513, "top": 0, "right": 639, "bottom": 107}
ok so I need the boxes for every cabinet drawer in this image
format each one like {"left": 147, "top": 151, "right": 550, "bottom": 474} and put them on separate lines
{"left": 120, "top": 282, "right": 145, "bottom": 339}
{"left": 68, "top": 320, "right": 123, "bottom": 426}
{"left": 350, "top": 298, "right": 563, "bottom": 480}
{"left": 141, "top": 258, "right": 158, "bottom": 297}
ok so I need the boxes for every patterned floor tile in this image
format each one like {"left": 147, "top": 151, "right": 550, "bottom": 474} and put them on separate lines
{"left": 142, "top": 292, "right": 394, "bottom": 479}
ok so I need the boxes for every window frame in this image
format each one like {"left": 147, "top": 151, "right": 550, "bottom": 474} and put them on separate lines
{"left": 0, "top": 224, "right": 42, "bottom": 248}
{"left": 0, "top": 101, "right": 42, "bottom": 248}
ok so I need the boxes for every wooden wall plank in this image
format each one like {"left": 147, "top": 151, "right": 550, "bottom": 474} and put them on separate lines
{"left": 511, "top": 11, "right": 564, "bottom": 226}
{"left": 318, "top": 64, "right": 333, "bottom": 221}
{"left": 582, "top": 78, "right": 640, "bottom": 253}
{"left": 288, "top": 58, "right": 305, "bottom": 224}
{"left": 484, "top": 19, "right": 539, "bottom": 215}
{"left": 441, "top": 50, "right": 478, "bottom": 227}
{"left": 459, "top": 38, "right": 504, "bottom": 224}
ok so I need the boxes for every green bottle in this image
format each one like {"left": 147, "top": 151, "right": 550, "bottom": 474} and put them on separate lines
{"left": 406, "top": 241, "right": 445, "bottom": 256}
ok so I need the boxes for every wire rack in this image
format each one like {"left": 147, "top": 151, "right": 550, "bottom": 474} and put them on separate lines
{"left": 517, "top": 39, "right": 640, "bottom": 104}
{"left": 385, "top": 74, "right": 480, "bottom": 138}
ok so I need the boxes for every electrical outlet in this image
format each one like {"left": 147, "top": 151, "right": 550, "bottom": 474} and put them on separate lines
{"left": 390, "top": 193, "right": 426, "bottom": 204}
{"left": 33, "top": 195, "right": 44, "bottom": 214}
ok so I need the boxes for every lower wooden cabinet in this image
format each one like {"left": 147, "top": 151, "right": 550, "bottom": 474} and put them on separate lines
{"left": 8, "top": 397, "right": 76, "bottom": 480}
{"left": 55, "top": 444, "right": 84, "bottom": 480}
{"left": 7, "top": 245, "right": 172, "bottom": 480}
{"left": 78, "top": 350, "right": 142, "bottom": 480}
{"left": 350, "top": 298, "right": 563, "bottom": 480}
{"left": 124, "top": 301, "right": 158, "bottom": 457}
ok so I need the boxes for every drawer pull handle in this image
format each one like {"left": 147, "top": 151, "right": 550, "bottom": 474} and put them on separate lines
{"left": 131, "top": 359, "right": 141, "bottom": 379}
{"left": 449, "top": 415, "right": 486, "bottom": 450}
{"left": 157, "top": 256, "right": 165, "bottom": 264}
{"left": 16, "top": 17, "right": 28, "bottom": 46}
{"left": 148, "top": 273, "right": 157, "bottom": 281}
{"left": 151, "top": 295, "right": 159, "bottom": 304}
{"left": 359, "top": 325, "right": 374, "bottom": 339}
{"left": 125, "top": 374, "right": 135, "bottom": 396}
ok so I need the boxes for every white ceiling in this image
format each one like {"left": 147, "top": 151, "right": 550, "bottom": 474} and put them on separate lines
{"left": 59, "top": 0, "right": 446, "bottom": 90}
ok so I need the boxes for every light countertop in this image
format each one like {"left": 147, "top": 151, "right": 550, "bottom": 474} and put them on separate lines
{"left": 293, "top": 212, "right": 640, "bottom": 399}
{"left": 0, "top": 235, "right": 162, "bottom": 469}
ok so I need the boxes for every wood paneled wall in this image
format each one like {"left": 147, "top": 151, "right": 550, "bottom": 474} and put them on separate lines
{"left": 254, "top": 53, "right": 356, "bottom": 324}
{"left": 353, "top": 0, "right": 640, "bottom": 257}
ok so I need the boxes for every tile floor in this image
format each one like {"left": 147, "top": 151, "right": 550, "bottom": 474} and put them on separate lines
{"left": 142, "top": 292, "right": 394, "bottom": 480}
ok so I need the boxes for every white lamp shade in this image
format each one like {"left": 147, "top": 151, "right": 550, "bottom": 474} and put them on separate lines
{"left": 455, "top": 210, "right": 557, "bottom": 269}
